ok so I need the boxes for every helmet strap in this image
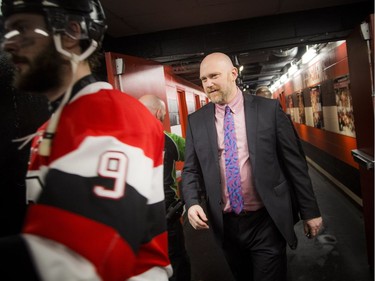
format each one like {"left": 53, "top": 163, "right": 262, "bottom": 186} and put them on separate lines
{"left": 53, "top": 33, "right": 98, "bottom": 63}
{"left": 38, "top": 34, "right": 97, "bottom": 156}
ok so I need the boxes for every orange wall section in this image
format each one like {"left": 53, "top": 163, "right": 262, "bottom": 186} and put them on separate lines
{"left": 105, "top": 52, "right": 172, "bottom": 131}
{"left": 105, "top": 52, "right": 164, "bottom": 98}
{"left": 294, "top": 123, "right": 358, "bottom": 168}
{"left": 105, "top": 52, "right": 206, "bottom": 134}
{"left": 332, "top": 43, "right": 349, "bottom": 78}
{"left": 272, "top": 42, "right": 358, "bottom": 169}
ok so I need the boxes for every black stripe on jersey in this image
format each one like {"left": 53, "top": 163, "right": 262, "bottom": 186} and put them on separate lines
{"left": 0, "top": 235, "right": 41, "bottom": 280}
{"left": 37, "top": 169, "right": 167, "bottom": 253}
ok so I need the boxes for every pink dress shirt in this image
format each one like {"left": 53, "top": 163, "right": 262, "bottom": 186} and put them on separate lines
{"left": 215, "top": 89, "right": 264, "bottom": 212}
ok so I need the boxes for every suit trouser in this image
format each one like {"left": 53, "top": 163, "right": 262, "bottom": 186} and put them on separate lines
{"left": 223, "top": 208, "right": 287, "bottom": 281}
{"left": 167, "top": 217, "right": 191, "bottom": 281}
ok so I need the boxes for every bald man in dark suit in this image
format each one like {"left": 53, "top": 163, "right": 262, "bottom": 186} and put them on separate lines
{"left": 181, "top": 52, "right": 322, "bottom": 281}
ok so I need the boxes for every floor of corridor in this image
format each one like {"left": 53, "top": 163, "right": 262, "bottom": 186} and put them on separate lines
{"left": 182, "top": 163, "right": 373, "bottom": 281}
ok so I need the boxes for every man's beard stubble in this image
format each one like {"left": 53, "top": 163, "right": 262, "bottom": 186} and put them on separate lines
{"left": 207, "top": 88, "right": 230, "bottom": 105}
{"left": 208, "top": 92, "right": 224, "bottom": 104}
{"left": 14, "top": 42, "right": 67, "bottom": 94}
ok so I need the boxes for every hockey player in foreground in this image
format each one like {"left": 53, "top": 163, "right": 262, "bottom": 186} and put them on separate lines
{"left": 0, "top": 0, "right": 171, "bottom": 280}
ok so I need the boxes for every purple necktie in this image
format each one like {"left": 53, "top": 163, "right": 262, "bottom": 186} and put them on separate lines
{"left": 224, "top": 105, "right": 244, "bottom": 214}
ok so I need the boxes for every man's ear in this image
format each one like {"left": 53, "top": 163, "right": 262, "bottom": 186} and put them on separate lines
{"left": 156, "top": 109, "right": 162, "bottom": 121}
{"left": 231, "top": 67, "right": 238, "bottom": 82}
{"left": 61, "top": 21, "right": 82, "bottom": 51}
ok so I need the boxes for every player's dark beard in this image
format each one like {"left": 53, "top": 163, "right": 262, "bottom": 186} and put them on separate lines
{"left": 14, "top": 42, "right": 67, "bottom": 93}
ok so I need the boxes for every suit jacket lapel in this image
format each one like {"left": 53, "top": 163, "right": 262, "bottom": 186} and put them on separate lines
{"left": 204, "top": 103, "right": 219, "bottom": 165}
{"left": 244, "top": 94, "right": 257, "bottom": 166}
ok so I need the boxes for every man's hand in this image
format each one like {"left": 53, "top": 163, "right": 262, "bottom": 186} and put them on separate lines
{"left": 303, "top": 216, "right": 323, "bottom": 239}
{"left": 187, "top": 205, "right": 209, "bottom": 230}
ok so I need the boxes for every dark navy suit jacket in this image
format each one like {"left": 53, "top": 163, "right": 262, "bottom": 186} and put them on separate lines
{"left": 181, "top": 93, "right": 321, "bottom": 249}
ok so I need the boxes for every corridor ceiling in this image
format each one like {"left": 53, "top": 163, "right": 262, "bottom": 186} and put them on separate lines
{"left": 101, "top": 0, "right": 372, "bottom": 92}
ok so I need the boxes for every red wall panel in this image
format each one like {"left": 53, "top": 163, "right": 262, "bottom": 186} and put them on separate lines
{"left": 105, "top": 52, "right": 205, "bottom": 134}
{"left": 294, "top": 123, "right": 358, "bottom": 168}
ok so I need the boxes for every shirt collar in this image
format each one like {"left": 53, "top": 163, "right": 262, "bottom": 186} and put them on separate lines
{"left": 215, "top": 87, "right": 243, "bottom": 115}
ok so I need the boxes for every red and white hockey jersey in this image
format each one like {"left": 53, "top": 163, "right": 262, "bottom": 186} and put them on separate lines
{"left": 22, "top": 79, "right": 171, "bottom": 280}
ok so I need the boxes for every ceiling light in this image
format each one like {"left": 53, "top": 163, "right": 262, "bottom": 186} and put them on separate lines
{"left": 288, "top": 64, "right": 298, "bottom": 76}
{"left": 280, "top": 73, "right": 288, "bottom": 83}
{"left": 302, "top": 47, "right": 317, "bottom": 64}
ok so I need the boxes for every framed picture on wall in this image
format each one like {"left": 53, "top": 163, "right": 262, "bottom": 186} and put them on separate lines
{"left": 334, "top": 75, "right": 355, "bottom": 137}
{"left": 296, "top": 92, "right": 306, "bottom": 124}
{"left": 310, "top": 86, "right": 324, "bottom": 129}
{"left": 286, "top": 94, "right": 293, "bottom": 116}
